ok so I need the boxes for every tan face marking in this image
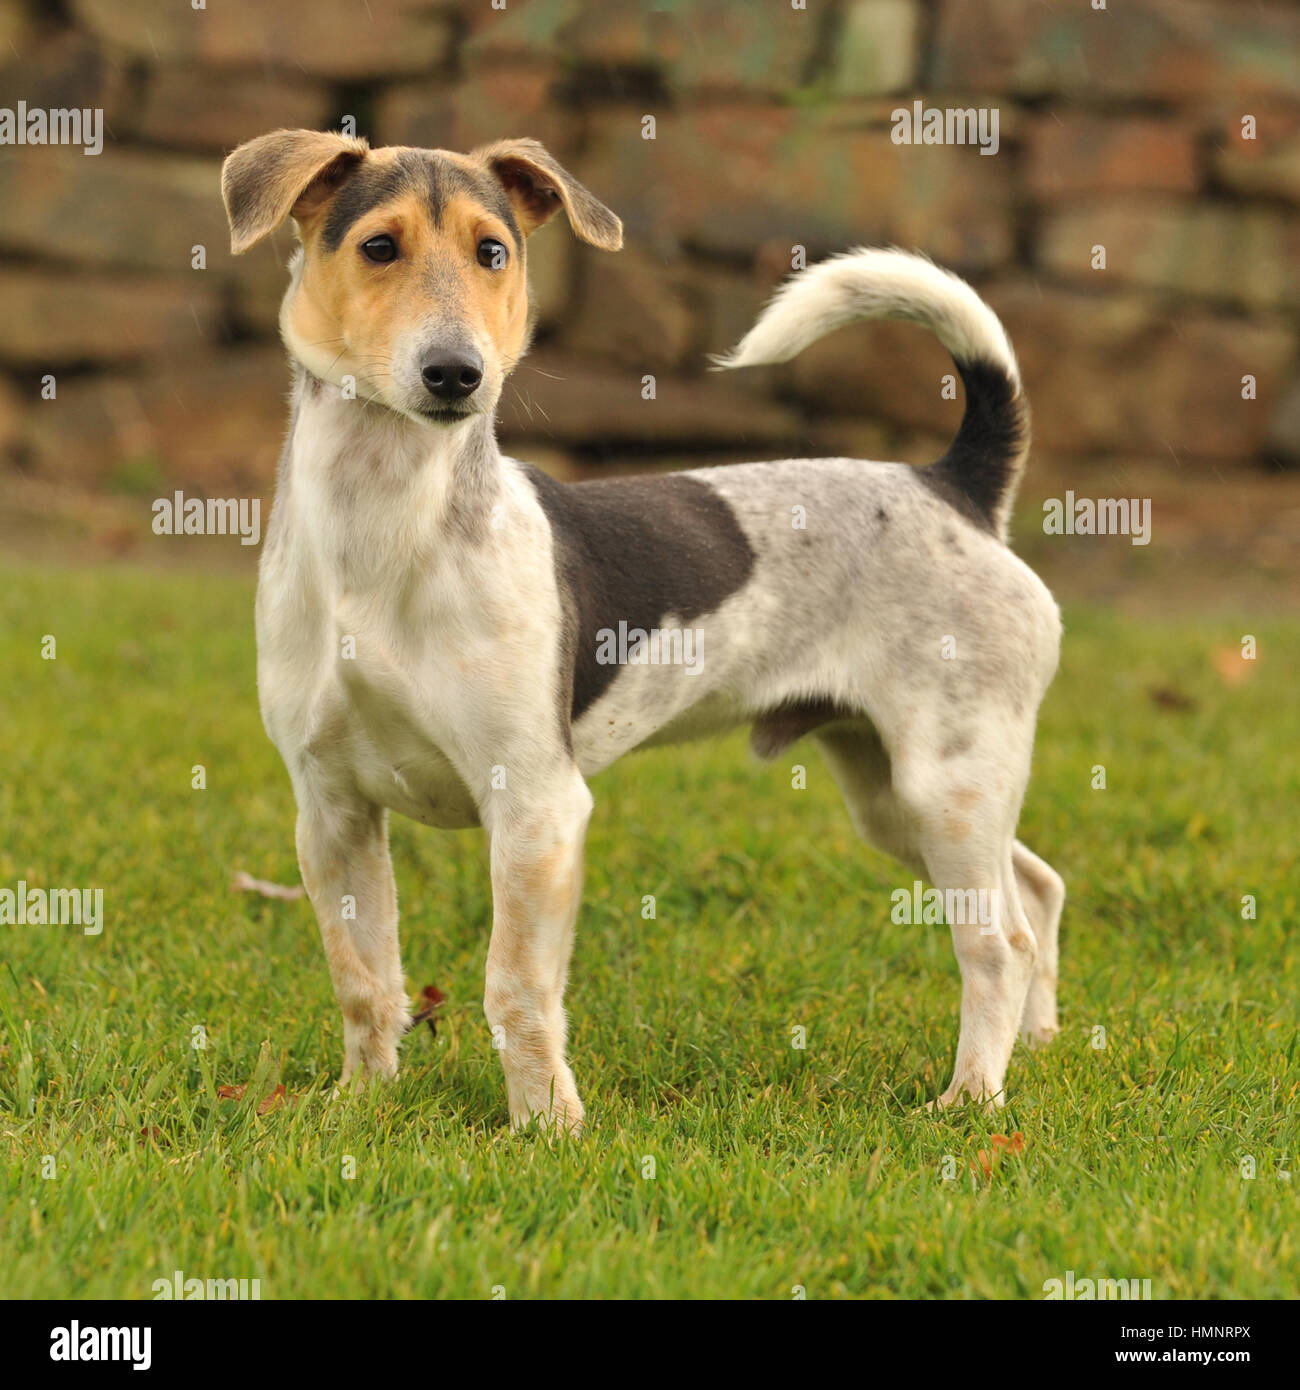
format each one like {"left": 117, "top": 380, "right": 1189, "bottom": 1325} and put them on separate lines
{"left": 282, "top": 152, "right": 531, "bottom": 421}
{"left": 223, "top": 133, "right": 621, "bottom": 423}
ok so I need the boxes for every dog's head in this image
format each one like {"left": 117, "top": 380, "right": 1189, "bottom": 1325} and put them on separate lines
{"left": 221, "top": 130, "right": 622, "bottom": 425}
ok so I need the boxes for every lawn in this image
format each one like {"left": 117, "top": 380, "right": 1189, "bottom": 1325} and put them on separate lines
{"left": 0, "top": 562, "right": 1296, "bottom": 1299}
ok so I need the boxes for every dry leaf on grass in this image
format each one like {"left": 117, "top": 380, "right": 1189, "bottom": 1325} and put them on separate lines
{"left": 411, "top": 984, "right": 447, "bottom": 1036}
{"left": 972, "top": 1131, "right": 1026, "bottom": 1178}
{"left": 216, "top": 1082, "right": 298, "bottom": 1114}
{"left": 231, "top": 871, "right": 306, "bottom": 901}
{"left": 1212, "top": 646, "right": 1257, "bottom": 688}
{"left": 256, "top": 1083, "right": 291, "bottom": 1115}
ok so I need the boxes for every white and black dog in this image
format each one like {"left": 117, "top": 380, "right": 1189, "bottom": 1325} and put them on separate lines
{"left": 222, "top": 130, "right": 1064, "bottom": 1130}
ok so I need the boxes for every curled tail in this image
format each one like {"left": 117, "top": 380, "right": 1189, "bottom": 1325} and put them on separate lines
{"left": 712, "top": 248, "right": 1030, "bottom": 540}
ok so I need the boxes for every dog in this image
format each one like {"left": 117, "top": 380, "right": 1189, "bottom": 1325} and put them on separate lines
{"left": 221, "top": 129, "right": 1064, "bottom": 1131}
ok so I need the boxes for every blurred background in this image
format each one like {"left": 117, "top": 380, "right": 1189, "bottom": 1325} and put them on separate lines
{"left": 0, "top": 0, "right": 1297, "bottom": 613}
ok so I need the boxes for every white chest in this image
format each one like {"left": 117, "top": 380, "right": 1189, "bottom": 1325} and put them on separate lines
{"left": 254, "top": 391, "right": 566, "bottom": 830}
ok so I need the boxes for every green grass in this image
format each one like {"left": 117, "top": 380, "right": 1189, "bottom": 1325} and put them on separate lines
{"left": 1, "top": 563, "right": 1296, "bottom": 1299}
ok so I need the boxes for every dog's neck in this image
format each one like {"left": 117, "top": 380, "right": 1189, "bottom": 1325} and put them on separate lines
{"left": 286, "top": 365, "right": 502, "bottom": 497}
{"left": 272, "top": 365, "right": 506, "bottom": 584}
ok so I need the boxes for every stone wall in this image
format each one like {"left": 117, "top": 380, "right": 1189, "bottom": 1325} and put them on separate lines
{"left": 1, "top": 0, "right": 1297, "bottom": 520}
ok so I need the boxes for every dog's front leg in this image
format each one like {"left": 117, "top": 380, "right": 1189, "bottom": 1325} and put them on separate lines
{"left": 482, "top": 767, "right": 593, "bottom": 1133}
{"left": 296, "top": 799, "right": 409, "bottom": 1085}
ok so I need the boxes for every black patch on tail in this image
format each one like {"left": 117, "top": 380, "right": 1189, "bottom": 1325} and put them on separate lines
{"left": 525, "top": 468, "right": 756, "bottom": 723}
{"left": 919, "top": 358, "right": 1028, "bottom": 533}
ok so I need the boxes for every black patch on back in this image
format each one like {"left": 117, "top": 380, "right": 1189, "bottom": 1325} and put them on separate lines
{"left": 321, "top": 151, "right": 522, "bottom": 253}
{"left": 524, "top": 468, "right": 757, "bottom": 723}
{"left": 919, "top": 358, "right": 1028, "bottom": 533}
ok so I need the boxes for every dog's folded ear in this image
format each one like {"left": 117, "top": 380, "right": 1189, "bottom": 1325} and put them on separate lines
{"left": 474, "top": 139, "right": 622, "bottom": 252}
{"left": 222, "top": 129, "right": 369, "bottom": 255}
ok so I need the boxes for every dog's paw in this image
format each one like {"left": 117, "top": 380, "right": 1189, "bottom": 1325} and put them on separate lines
{"left": 509, "top": 1102, "right": 585, "bottom": 1137}
{"left": 507, "top": 1085, "right": 586, "bottom": 1136}
{"left": 339, "top": 1000, "right": 408, "bottom": 1086}
{"left": 1019, "top": 981, "right": 1058, "bottom": 1048}
{"left": 337, "top": 1044, "right": 401, "bottom": 1091}
{"left": 1019, "top": 1021, "right": 1059, "bottom": 1049}
{"left": 332, "top": 1062, "right": 400, "bottom": 1100}
{"left": 921, "top": 1077, "right": 1006, "bottom": 1114}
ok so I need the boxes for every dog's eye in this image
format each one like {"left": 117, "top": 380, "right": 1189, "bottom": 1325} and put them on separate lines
{"left": 476, "top": 238, "right": 508, "bottom": 270}
{"left": 361, "top": 234, "right": 398, "bottom": 264}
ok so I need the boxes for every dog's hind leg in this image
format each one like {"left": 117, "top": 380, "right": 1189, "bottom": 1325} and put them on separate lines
{"left": 813, "top": 721, "right": 924, "bottom": 873}
{"left": 809, "top": 722, "right": 1054, "bottom": 1106}
{"left": 296, "top": 798, "right": 410, "bottom": 1085}
{"left": 897, "top": 750, "right": 1038, "bottom": 1110}
{"left": 1012, "top": 840, "right": 1064, "bottom": 1045}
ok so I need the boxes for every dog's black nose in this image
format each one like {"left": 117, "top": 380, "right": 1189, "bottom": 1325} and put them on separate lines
{"left": 421, "top": 350, "right": 483, "bottom": 402}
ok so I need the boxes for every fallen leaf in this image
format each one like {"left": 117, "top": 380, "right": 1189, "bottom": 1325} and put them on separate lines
{"left": 216, "top": 1081, "right": 298, "bottom": 1114}
{"left": 231, "top": 871, "right": 306, "bottom": 901}
{"left": 411, "top": 984, "right": 447, "bottom": 1037}
{"left": 256, "top": 1083, "right": 288, "bottom": 1115}
{"left": 1212, "top": 646, "right": 1256, "bottom": 687}
{"left": 972, "top": 1131, "right": 1026, "bottom": 1177}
